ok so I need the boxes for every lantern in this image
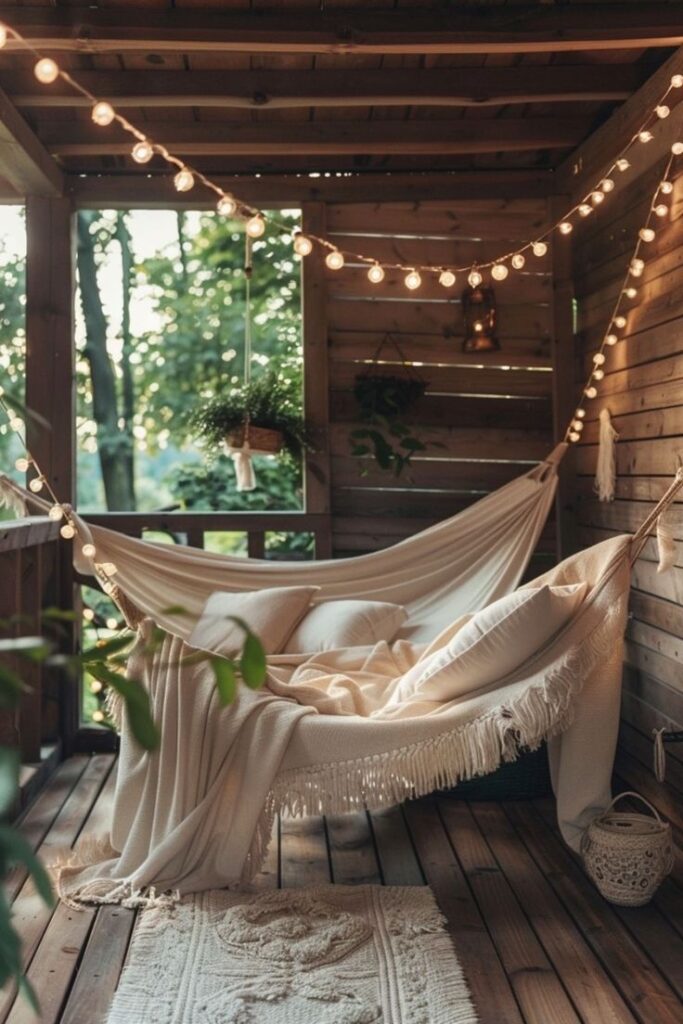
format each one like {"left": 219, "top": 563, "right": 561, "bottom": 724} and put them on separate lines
{"left": 462, "top": 284, "right": 499, "bottom": 352}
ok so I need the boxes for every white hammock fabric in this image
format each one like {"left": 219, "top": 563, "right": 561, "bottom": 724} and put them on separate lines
{"left": 0, "top": 447, "right": 637, "bottom": 906}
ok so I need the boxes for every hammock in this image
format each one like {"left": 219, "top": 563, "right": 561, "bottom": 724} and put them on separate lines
{"left": 1, "top": 458, "right": 679, "bottom": 906}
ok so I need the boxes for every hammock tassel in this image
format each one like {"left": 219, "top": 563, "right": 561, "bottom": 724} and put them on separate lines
{"left": 595, "top": 408, "right": 619, "bottom": 503}
{"left": 231, "top": 446, "right": 257, "bottom": 492}
{"left": 0, "top": 474, "right": 27, "bottom": 518}
{"left": 656, "top": 514, "right": 677, "bottom": 574}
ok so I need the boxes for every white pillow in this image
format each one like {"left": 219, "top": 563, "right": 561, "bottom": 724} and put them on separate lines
{"left": 285, "top": 599, "right": 407, "bottom": 653}
{"left": 189, "top": 586, "right": 319, "bottom": 656}
{"left": 390, "top": 582, "right": 588, "bottom": 705}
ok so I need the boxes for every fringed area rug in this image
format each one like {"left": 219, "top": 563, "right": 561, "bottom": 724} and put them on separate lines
{"left": 107, "top": 884, "right": 478, "bottom": 1024}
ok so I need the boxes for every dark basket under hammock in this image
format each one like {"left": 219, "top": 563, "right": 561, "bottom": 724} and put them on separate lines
{"left": 440, "top": 743, "right": 552, "bottom": 802}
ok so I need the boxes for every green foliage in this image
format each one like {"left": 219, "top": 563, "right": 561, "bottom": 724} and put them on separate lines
{"left": 191, "top": 370, "right": 311, "bottom": 460}
{"left": 351, "top": 374, "right": 429, "bottom": 477}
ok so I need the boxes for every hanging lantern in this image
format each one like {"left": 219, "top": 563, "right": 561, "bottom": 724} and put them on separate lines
{"left": 462, "top": 283, "right": 499, "bottom": 352}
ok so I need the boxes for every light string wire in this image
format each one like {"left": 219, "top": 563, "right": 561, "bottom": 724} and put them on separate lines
{"left": 0, "top": 18, "right": 682, "bottom": 559}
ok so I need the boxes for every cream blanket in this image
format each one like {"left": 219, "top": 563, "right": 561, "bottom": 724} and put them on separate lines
{"left": 55, "top": 534, "right": 631, "bottom": 906}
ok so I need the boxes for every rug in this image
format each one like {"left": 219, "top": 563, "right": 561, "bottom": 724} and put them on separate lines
{"left": 106, "top": 884, "right": 478, "bottom": 1024}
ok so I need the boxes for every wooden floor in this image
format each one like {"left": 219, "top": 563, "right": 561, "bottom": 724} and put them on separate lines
{"left": 3, "top": 749, "right": 683, "bottom": 1024}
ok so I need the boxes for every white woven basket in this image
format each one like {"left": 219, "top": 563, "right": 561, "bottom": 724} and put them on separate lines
{"left": 581, "top": 791, "right": 674, "bottom": 907}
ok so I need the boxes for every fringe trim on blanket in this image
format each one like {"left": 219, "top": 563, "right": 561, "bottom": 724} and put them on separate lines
{"left": 263, "top": 598, "right": 625, "bottom": 851}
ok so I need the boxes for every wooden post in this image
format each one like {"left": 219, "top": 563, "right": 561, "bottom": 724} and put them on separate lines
{"left": 301, "top": 202, "right": 332, "bottom": 558}
{"left": 550, "top": 195, "right": 578, "bottom": 559}
{"left": 25, "top": 196, "right": 79, "bottom": 754}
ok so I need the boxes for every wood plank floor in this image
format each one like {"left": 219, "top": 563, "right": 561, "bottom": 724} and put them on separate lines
{"left": 3, "top": 752, "right": 683, "bottom": 1024}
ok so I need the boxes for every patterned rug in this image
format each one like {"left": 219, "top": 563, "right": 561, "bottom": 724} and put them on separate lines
{"left": 107, "top": 884, "right": 478, "bottom": 1023}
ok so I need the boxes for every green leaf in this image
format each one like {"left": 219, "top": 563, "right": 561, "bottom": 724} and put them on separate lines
{"left": 80, "top": 635, "right": 133, "bottom": 663}
{"left": 0, "top": 749, "right": 19, "bottom": 817}
{"left": 0, "top": 825, "right": 54, "bottom": 907}
{"left": 41, "top": 607, "right": 78, "bottom": 623}
{"left": 399, "top": 437, "right": 427, "bottom": 452}
{"left": 0, "top": 665, "right": 27, "bottom": 708}
{"left": 211, "top": 658, "right": 237, "bottom": 705}
{"left": 0, "top": 637, "right": 48, "bottom": 657}
{"left": 87, "top": 664, "right": 159, "bottom": 750}
{"left": 159, "top": 605, "right": 192, "bottom": 617}
{"left": 239, "top": 633, "right": 266, "bottom": 689}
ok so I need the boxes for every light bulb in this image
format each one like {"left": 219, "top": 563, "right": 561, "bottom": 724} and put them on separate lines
{"left": 438, "top": 269, "right": 456, "bottom": 288}
{"left": 654, "top": 204, "right": 668, "bottom": 217}
{"left": 605, "top": 334, "right": 618, "bottom": 346}
{"left": 34, "top": 58, "right": 59, "bottom": 85}
{"left": 491, "top": 263, "right": 508, "bottom": 281}
{"left": 293, "top": 233, "right": 313, "bottom": 256}
{"left": 568, "top": 431, "right": 580, "bottom": 443}
{"left": 572, "top": 420, "right": 584, "bottom": 432}
{"left": 48, "top": 504, "right": 63, "bottom": 521}
{"left": 616, "top": 158, "right": 630, "bottom": 172}
{"left": 656, "top": 105, "right": 670, "bottom": 119}
{"left": 672, "top": 74, "right": 683, "bottom": 88}
{"left": 246, "top": 215, "right": 265, "bottom": 238}
{"left": 591, "top": 190, "right": 605, "bottom": 206}
{"left": 639, "top": 227, "right": 656, "bottom": 242}
{"left": 9, "top": 416, "right": 22, "bottom": 432}
{"left": 600, "top": 178, "right": 615, "bottom": 193}
{"left": 0, "top": 24, "right": 6, "bottom": 48}
{"left": 82, "top": 543, "right": 96, "bottom": 558}
{"left": 173, "top": 168, "right": 194, "bottom": 193}
{"left": 60, "top": 523, "right": 75, "bottom": 540}
{"left": 593, "top": 368, "right": 605, "bottom": 381}
{"left": 624, "top": 287, "right": 637, "bottom": 299}
{"left": 532, "top": 241, "right": 547, "bottom": 257}
{"left": 630, "top": 258, "right": 644, "bottom": 277}
{"left": 468, "top": 269, "right": 482, "bottom": 287}
{"left": 638, "top": 130, "right": 653, "bottom": 144}
{"left": 559, "top": 221, "right": 573, "bottom": 235}
{"left": 92, "top": 710, "right": 105, "bottom": 724}
{"left": 90, "top": 680, "right": 103, "bottom": 694}
{"left": 585, "top": 386, "right": 598, "bottom": 399}
{"left": 511, "top": 254, "right": 525, "bottom": 270}
{"left": 14, "top": 457, "right": 29, "bottom": 472}
{"left": 367, "top": 263, "right": 385, "bottom": 284}
{"left": 29, "top": 477, "right": 44, "bottom": 493}
{"left": 217, "top": 194, "right": 237, "bottom": 216}
{"left": 660, "top": 181, "right": 674, "bottom": 195}
{"left": 578, "top": 204, "right": 592, "bottom": 218}
{"left": 614, "top": 315, "right": 627, "bottom": 329}
{"left": 132, "top": 140, "right": 153, "bottom": 164}
{"left": 575, "top": 409, "right": 586, "bottom": 419}
{"left": 92, "top": 101, "right": 115, "bottom": 127}
{"left": 106, "top": 617, "right": 118, "bottom": 630}
{"left": 405, "top": 270, "right": 422, "bottom": 290}
{"left": 325, "top": 249, "right": 344, "bottom": 270}
{"left": 593, "top": 352, "right": 606, "bottom": 365}
{"left": 671, "top": 142, "right": 683, "bottom": 156}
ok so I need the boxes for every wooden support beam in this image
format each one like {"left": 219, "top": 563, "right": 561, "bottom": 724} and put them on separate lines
{"left": 1, "top": 6, "right": 683, "bottom": 54}
{"left": 0, "top": 85, "right": 63, "bottom": 197}
{"left": 4, "top": 65, "right": 645, "bottom": 110}
{"left": 38, "top": 118, "right": 591, "bottom": 157}
{"left": 557, "top": 46, "right": 683, "bottom": 202}
{"left": 66, "top": 170, "right": 554, "bottom": 208}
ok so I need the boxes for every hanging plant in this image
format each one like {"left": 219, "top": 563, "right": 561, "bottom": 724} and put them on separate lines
{"left": 349, "top": 337, "right": 430, "bottom": 477}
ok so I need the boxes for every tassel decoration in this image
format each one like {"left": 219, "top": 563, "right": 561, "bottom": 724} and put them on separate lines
{"left": 0, "top": 474, "right": 27, "bottom": 517}
{"left": 594, "top": 408, "right": 619, "bottom": 502}
{"left": 656, "top": 514, "right": 677, "bottom": 574}
{"left": 653, "top": 728, "right": 667, "bottom": 783}
{"left": 230, "top": 447, "right": 256, "bottom": 492}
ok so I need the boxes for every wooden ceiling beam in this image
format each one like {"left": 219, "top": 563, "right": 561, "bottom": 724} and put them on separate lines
{"left": 0, "top": 5, "right": 682, "bottom": 54}
{"left": 4, "top": 66, "right": 644, "bottom": 110}
{"left": 37, "top": 117, "right": 592, "bottom": 157}
{"left": 0, "top": 85, "right": 63, "bottom": 196}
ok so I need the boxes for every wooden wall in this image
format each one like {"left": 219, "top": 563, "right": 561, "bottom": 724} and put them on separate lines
{"left": 305, "top": 198, "right": 556, "bottom": 573}
{"left": 572, "top": 165, "right": 683, "bottom": 778}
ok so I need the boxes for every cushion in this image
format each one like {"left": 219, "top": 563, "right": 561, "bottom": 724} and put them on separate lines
{"left": 390, "top": 581, "right": 588, "bottom": 706}
{"left": 189, "top": 586, "right": 319, "bottom": 656}
{"left": 285, "top": 599, "right": 408, "bottom": 653}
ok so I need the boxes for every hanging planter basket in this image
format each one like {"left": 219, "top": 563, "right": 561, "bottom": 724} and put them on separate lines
{"left": 224, "top": 422, "right": 284, "bottom": 457}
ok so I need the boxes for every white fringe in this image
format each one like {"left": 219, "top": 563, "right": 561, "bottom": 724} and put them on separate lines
{"left": 595, "top": 408, "right": 619, "bottom": 503}
{"left": 656, "top": 515, "right": 677, "bottom": 574}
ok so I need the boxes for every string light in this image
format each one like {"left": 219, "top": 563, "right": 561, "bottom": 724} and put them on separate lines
{"left": 28, "top": 477, "right": 44, "bottom": 493}
{"left": 34, "top": 58, "right": 59, "bottom": 85}
{"left": 511, "top": 254, "right": 525, "bottom": 270}
{"left": 173, "top": 168, "right": 195, "bottom": 193}
{"left": 613, "top": 315, "right": 627, "bottom": 329}
{"left": 600, "top": 179, "right": 615, "bottom": 193}
{"left": 92, "top": 101, "right": 116, "bottom": 127}
{"left": 90, "top": 680, "right": 103, "bottom": 694}
{"left": 131, "top": 140, "right": 154, "bottom": 164}
{"left": 656, "top": 105, "right": 671, "bottom": 119}
{"left": 673, "top": 75, "right": 683, "bottom": 88}
{"left": 82, "top": 543, "right": 97, "bottom": 558}
{"left": 405, "top": 270, "right": 422, "bottom": 291}
{"left": 9, "top": 416, "right": 22, "bottom": 432}
{"left": 438, "top": 269, "right": 456, "bottom": 288}
{"left": 14, "top": 457, "right": 29, "bottom": 472}
{"left": 325, "top": 249, "right": 344, "bottom": 270}
{"left": 671, "top": 142, "right": 683, "bottom": 156}
{"left": 638, "top": 130, "right": 654, "bottom": 144}
{"left": 367, "top": 263, "right": 385, "bottom": 284}
{"left": 593, "top": 353, "right": 606, "bottom": 366}
{"left": 578, "top": 204, "right": 592, "bottom": 217}
{"left": 293, "top": 233, "right": 313, "bottom": 257}
{"left": 654, "top": 203, "right": 668, "bottom": 217}
{"left": 559, "top": 222, "right": 573, "bottom": 235}
{"left": 491, "top": 263, "right": 508, "bottom": 281}
{"left": 468, "top": 269, "right": 483, "bottom": 287}
{"left": 591, "top": 190, "right": 605, "bottom": 206}
{"left": 48, "top": 505, "right": 63, "bottom": 521}
{"left": 585, "top": 386, "right": 598, "bottom": 399}
{"left": 60, "top": 523, "right": 76, "bottom": 540}
{"left": 630, "top": 257, "right": 645, "bottom": 277}
{"left": 660, "top": 181, "right": 674, "bottom": 194}
{"left": 616, "top": 158, "right": 630, "bottom": 172}
{"left": 245, "top": 215, "right": 265, "bottom": 238}
{"left": 92, "top": 710, "right": 105, "bottom": 723}
{"left": 639, "top": 227, "right": 656, "bottom": 242}
{"left": 532, "top": 241, "right": 547, "bottom": 257}
{"left": 605, "top": 334, "right": 618, "bottom": 346}
{"left": 217, "top": 194, "right": 237, "bottom": 217}
{"left": 624, "top": 287, "right": 637, "bottom": 299}
{"left": 593, "top": 368, "right": 605, "bottom": 380}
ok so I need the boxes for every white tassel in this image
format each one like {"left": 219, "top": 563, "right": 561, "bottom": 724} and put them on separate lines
{"left": 0, "top": 474, "right": 27, "bottom": 517}
{"left": 653, "top": 728, "right": 667, "bottom": 783}
{"left": 594, "top": 408, "right": 619, "bottom": 502}
{"left": 656, "top": 514, "right": 677, "bottom": 574}
{"left": 230, "top": 447, "right": 256, "bottom": 492}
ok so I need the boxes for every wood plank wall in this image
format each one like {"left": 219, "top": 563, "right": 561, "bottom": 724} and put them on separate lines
{"left": 315, "top": 198, "right": 556, "bottom": 573}
{"left": 572, "top": 164, "right": 683, "bottom": 777}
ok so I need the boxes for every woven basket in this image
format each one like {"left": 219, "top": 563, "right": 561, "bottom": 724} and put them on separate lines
{"left": 225, "top": 423, "right": 283, "bottom": 456}
{"left": 581, "top": 791, "right": 674, "bottom": 907}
